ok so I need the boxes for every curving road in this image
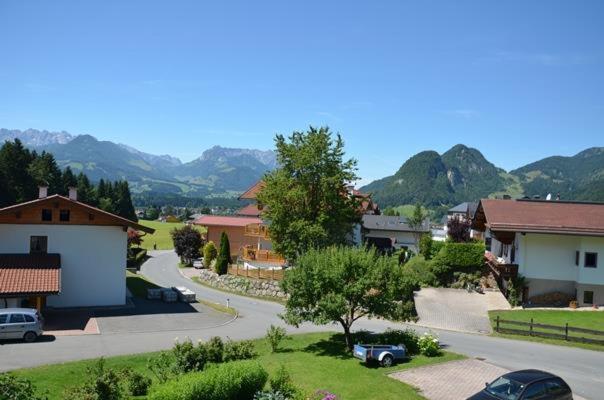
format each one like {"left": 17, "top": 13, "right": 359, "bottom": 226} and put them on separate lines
{"left": 1, "top": 251, "right": 602, "bottom": 399}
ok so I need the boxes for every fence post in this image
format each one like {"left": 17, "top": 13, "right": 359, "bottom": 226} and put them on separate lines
{"left": 565, "top": 323, "right": 569, "bottom": 341}
{"left": 272, "top": 268, "right": 275, "bottom": 280}
{"left": 530, "top": 318, "right": 533, "bottom": 336}
{"left": 257, "top": 268, "right": 260, "bottom": 280}
{"left": 496, "top": 316, "right": 500, "bottom": 333}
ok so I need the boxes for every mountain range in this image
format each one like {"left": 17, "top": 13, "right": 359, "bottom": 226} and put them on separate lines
{"left": 360, "top": 144, "right": 604, "bottom": 208}
{"left": 0, "top": 128, "right": 276, "bottom": 196}
{"left": 2, "top": 129, "right": 602, "bottom": 205}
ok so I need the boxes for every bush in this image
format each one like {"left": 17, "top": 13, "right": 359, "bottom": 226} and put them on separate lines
{"left": 269, "top": 366, "right": 302, "bottom": 399}
{"left": 203, "top": 241, "right": 218, "bottom": 268}
{"left": 450, "top": 271, "right": 482, "bottom": 290}
{"left": 403, "top": 256, "right": 437, "bottom": 288}
{"left": 147, "top": 351, "right": 175, "bottom": 383}
{"left": 431, "top": 242, "right": 485, "bottom": 284}
{"left": 418, "top": 332, "right": 441, "bottom": 357}
{"left": 265, "top": 325, "right": 288, "bottom": 353}
{"left": 173, "top": 338, "right": 207, "bottom": 373}
{"left": 119, "top": 368, "right": 151, "bottom": 396}
{"left": 312, "top": 390, "right": 339, "bottom": 400}
{"left": 215, "top": 232, "right": 232, "bottom": 275}
{"left": 0, "top": 373, "right": 45, "bottom": 400}
{"left": 204, "top": 336, "right": 224, "bottom": 363}
{"left": 223, "top": 339, "right": 257, "bottom": 362}
{"left": 254, "top": 391, "right": 288, "bottom": 400}
{"left": 149, "top": 360, "right": 268, "bottom": 400}
{"left": 418, "top": 234, "right": 433, "bottom": 259}
{"left": 64, "top": 358, "right": 126, "bottom": 400}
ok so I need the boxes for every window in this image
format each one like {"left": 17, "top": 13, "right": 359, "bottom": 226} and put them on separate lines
{"left": 9, "top": 314, "right": 25, "bottom": 324}
{"left": 545, "top": 378, "right": 570, "bottom": 396}
{"left": 522, "top": 382, "right": 546, "bottom": 400}
{"left": 24, "top": 314, "right": 35, "bottom": 323}
{"left": 30, "top": 236, "right": 48, "bottom": 254}
{"left": 0, "top": 314, "right": 7, "bottom": 324}
{"left": 575, "top": 251, "right": 580, "bottom": 266}
{"left": 585, "top": 252, "right": 598, "bottom": 268}
{"left": 59, "top": 209, "right": 70, "bottom": 222}
{"left": 485, "top": 237, "right": 492, "bottom": 251}
{"left": 583, "top": 290, "right": 594, "bottom": 305}
{"left": 41, "top": 209, "right": 52, "bottom": 221}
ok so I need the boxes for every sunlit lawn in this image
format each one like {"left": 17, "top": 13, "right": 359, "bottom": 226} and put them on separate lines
{"left": 138, "top": 219, "right": 205, "bottom": 250}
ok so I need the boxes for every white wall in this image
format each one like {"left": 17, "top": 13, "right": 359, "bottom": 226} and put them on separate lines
{"left": 520, "top": 234, "right": 580, "bottom": 282}
{"left": 0, "top": 224, "right": 127, "bottom": 307}
{"left": 577, "top": 236, "right": 604, "bottom": 285}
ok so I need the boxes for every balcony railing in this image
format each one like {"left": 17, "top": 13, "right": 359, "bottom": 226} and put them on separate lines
{"left": 244, "top": 223, "right": 271, "bottom": 239}
{"left": 241, "top": 246, "right": 285, "bottom": 264}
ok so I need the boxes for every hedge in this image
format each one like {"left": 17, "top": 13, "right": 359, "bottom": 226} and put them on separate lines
{"left": 149, "top": 360, "right": 268, "bottom": 400}
{"left": 431, "top": 242, "right": 485, "bottom": 284}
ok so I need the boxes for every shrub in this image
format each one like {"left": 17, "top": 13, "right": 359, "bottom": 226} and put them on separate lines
{"left": 254, "top": 391, "right": 288, "bottom": 400}
{"left": 450, "top": 271, "right": 482, "bottom": 290}
{"left": 0, "top": 373, "right": 45, "bottom": 400}
{"left": 403, "top": 256, "right": 437, "bottom": 288}
{"left": 431, "top": 242, "right": 485, "bottom": 284}
{"left": 173, "top": 338, "right": 207, "bottom": 373}
{"left": 312, "top": 390, "right": 339, "bottom": 400}
{"left": 215, "top": 232, "right": 232, "bottom": 275}
{"left": 204, "top": 336, "right": 224, "bottom": 363}
{"left": 171, "top": 225, "right": 203, "bottom": 265}
{"left": 64, "top": 358, "right": 126, "bottom": 400}
{"left": 203, "top": 241, "right": 218, "bottom": 268}
{"left": 269, "top": 366, "right": 301, "bottom": 399}
{"left": 430, "top": 240, "right": 444, "bottom": 259}
{"left": 265, "top": 325, "right": 288, "bottom": 353}
{"left": 418, "top": 233, "right": 433, "bottom": 259}
{"left": 223, "top": 339, "right": 257, "bottom": 362}
{"left": 147, "top": 351, "right": 175, "bottom": 383}
{"left": 418, "top": 332, "right": 441, "bottom": 357}
{"left": 119, "top": 368, "right": 152, "bottom": 396}
{"left": 149, "top": 360, "right": 268, "bottom": 400}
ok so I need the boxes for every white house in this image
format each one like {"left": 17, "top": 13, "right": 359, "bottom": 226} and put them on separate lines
{"left": 473, "top": 198, "right": 604, "bottom": 307}
{"left": 0, "top": 187, "right": 154, "bottom": 309}
{"left": 361, "top": 214, "right": 430, "bottom": 253}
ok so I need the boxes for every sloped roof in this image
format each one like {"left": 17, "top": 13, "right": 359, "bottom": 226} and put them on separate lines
{"left": 193, "top": 215, "right": 262, "bottom": 227}
{"left": 236, "top": 204, "right": 262, "bottom": 217}
{"left": 0, "top": 194, "right": 154, "bottom": 234}
{"left": 0, "top": 254, "right": 61, "bottom": 295}
{"left": 362, "top": 215, "right": 430, "bottom": 232}
{"left": 238, "top": 181, "right": 265, "bottom": 200}
{"left": 474, "top": 199, "right": 604, "bottom": 236}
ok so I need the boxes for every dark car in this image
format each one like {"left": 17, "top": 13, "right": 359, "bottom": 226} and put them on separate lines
{"left": 467, "top": 370, "right": 573, "bottom": 400}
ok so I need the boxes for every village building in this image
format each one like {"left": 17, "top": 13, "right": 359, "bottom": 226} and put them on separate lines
{"left": 0, "top": 187, "right": 154, "bottom": 310}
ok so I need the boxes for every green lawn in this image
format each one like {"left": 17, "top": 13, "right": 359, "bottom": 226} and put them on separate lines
{"left": 126, "top": 271, "right": 161, "bottom": 298}
{"left": 14, "top": 332, "right": 463, "bottom": 400}
{"left": 138, "top": 220, "right": 205, "bottom": 250}
{"left": 489, "top": 310, "right": 604, "bottom": 351}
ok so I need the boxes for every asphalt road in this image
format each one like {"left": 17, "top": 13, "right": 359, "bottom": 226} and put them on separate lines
{"left": 1, "top": 250, "right": 602, "bottom": 399}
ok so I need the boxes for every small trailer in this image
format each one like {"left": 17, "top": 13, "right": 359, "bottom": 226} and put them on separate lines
{"left": 353, "top": 344, "right": 407, "bottom": 367}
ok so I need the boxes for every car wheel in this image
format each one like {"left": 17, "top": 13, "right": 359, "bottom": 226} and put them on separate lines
{"left": 381, "top": 355, "right": 394, "bottom": 367}
{"left": 23, "top": 331, "right": 37, "bottom": 343}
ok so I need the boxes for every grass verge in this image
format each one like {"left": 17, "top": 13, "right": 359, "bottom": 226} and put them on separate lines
{"left": 198, "top": 299, "right": 237, "bottom": 316}
{"left": 14, "top": 332, "right": 463, "bottom": 400}
{"left": 489, "top": 310, "right": 604, "bottom": 351}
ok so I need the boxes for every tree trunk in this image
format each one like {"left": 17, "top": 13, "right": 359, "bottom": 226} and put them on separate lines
{"left": 342, "top": 323, "right": 353, "bottom": 351}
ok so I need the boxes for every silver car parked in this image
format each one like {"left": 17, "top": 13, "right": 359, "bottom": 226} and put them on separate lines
{"left": 0, "top": 308, "right": 44, "bottom": 342}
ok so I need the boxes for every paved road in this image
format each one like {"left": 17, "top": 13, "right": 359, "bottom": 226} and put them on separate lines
{"left": 1, "top": 251, "right": 602, "bottom": 399}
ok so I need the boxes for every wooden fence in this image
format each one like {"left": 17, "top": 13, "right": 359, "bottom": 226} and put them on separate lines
{"left": 227, "top": 264, "right": 285, "bottom": 281}
{"left": 494, "top": 316, "right": 604, "bottom": 346}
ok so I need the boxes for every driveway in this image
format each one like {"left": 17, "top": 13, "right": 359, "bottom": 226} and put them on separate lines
{"left": 0, "top": 251, "right": 602, "bottom": 400}
{"left": 413, "top": 288, "right": 506, "bottom": 334}
{"left": 390, "top": 359, "right": 587, "bottom": 400}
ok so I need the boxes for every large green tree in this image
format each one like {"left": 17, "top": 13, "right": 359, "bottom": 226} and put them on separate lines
{"left": 257, "top": 126, "right": 360, "bottom": 261}
{"left": 281, "top": 246, "right": 416, "bottom": 350}
{"left": 407, "top": 203, "right": 428, "bottom": 251}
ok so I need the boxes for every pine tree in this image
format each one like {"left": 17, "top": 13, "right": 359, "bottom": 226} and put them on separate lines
{"left": 28, "top": 151, "right": 62, "bottom": 194}
{"left": 114, "top": 181, "right": 137, "bottom": 221}
{"left": 214, "top": 232, "right": 232, "bottom": 275}
{"left": 0, "top": 139, "right": 36, "bottom": 203}
{"left": 61, "top": 167, "right": 77, "bottom": 195}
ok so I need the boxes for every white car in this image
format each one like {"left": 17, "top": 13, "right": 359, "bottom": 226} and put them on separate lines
{"left": 0, "top": 308, "right": 44, "bottom": 342}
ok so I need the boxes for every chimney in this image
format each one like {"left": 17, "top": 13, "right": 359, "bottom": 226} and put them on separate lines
{"left": 38, "top": 186, "right": 48, "bottom": 199}
{"left": 68, "top": 186, "right": 78, "bottom": 201}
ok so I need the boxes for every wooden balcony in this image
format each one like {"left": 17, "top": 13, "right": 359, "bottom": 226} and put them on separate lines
{"left": 241, "top": 246, "right": 285, "bottom": 264}
{"left": 244, "top": 223, "right": 271, "bottom": 239}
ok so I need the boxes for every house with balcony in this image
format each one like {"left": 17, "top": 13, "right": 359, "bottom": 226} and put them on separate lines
{"left": 472, "top": 198, "right": 604, "bottom": 307}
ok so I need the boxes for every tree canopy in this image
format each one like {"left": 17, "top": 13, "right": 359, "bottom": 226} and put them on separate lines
{"left": 170, "top": 225, "right": 203, "bottom": 266}
{"left": 257, "top": 126, "right": 360, "bottom": 261}
{"left": 281, "top": 246, "right": 416, "bottom": 350}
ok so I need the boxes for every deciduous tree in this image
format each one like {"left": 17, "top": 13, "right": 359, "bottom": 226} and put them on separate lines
{"left": 257, "top": 126, "right": 360, "bottom": 261}
{"left": 171, "top": 225, "right": 203, "bottom": 266}
{"left": 281, "top": 246, "right": 416, "bottom": 350}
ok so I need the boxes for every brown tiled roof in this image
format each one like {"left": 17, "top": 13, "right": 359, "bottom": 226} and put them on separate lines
{"left": 236, "top": 204, "right": 262, "bottom": 217}
{"left": 0, "top": 254, "right": 61, "bottom": 295}
{"left": 238, "top": 181, "right": 265, "bottom": 200}
{"left": 475, "top": 199, "right": 604, "bottom": 236}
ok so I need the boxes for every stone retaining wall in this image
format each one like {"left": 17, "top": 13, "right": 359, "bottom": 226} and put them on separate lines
{"left": 195, "top": 269, "right": 287, "bottom": 299}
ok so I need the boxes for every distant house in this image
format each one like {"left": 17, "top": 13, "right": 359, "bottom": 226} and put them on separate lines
{"left": 361, "top": 215, "right": 430, "bottom": 253}
{"left": 473, "top": 198, "right": 604, "bottom": 307}
{"left": 0, "top": 187, "right": 154, "bottom": 310}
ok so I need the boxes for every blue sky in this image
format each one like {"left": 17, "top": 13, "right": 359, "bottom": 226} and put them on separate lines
{"left": 1, "top": 1, "right": 602, "bottom": 185}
